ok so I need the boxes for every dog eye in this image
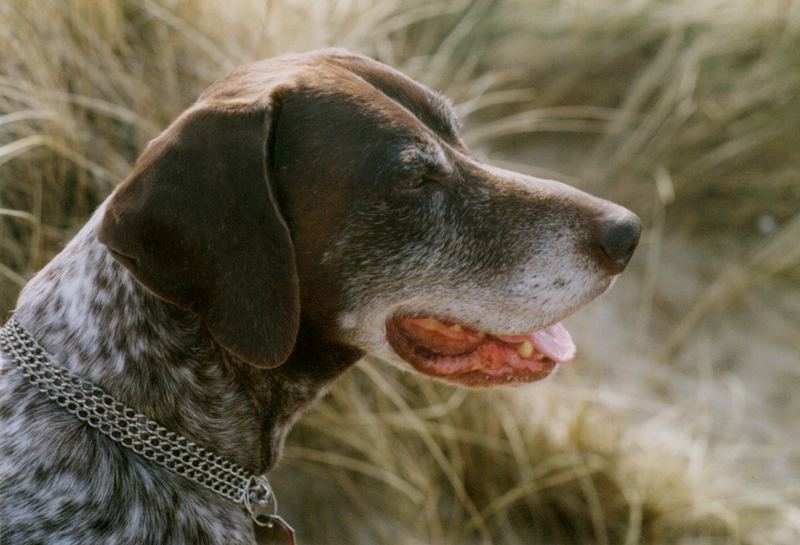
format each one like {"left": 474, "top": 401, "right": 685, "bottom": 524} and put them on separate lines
{"left": 397, "top": 176, "right": 436, "bottom": 192}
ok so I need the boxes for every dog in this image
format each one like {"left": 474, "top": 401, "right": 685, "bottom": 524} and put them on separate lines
{"left": 0, "top": 49, "right": 640, "bottom": 544}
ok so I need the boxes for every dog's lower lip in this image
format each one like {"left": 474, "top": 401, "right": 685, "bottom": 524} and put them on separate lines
{"left": 385, "top": 315, "right": 574, "bottom": 386}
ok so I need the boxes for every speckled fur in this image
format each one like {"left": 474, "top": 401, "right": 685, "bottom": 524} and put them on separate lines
{"left": 0, "top": 206, "right": 336, "bottom": 544}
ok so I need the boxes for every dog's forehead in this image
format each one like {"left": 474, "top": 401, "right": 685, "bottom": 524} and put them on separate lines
{"left": 204, "top": 50, "right": 461, "bottom": 146}
{"left": 321, "top": 51, "right": 462, "bottom": 144}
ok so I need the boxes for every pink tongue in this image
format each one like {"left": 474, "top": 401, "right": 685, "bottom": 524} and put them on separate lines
{"left": 531, "top": 323, "right": 575, "bottom": 363}
{"left": 496, "top": 322, "right": 576, "bottom": 363}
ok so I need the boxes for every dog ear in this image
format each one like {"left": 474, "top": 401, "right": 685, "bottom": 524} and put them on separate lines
{"left": 99, "top": 101, "right": 299, "bottom": 369}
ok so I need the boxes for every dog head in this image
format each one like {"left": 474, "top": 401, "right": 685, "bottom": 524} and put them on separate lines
{"left": 99, "top": 49, "right": 640, "bottom": 387}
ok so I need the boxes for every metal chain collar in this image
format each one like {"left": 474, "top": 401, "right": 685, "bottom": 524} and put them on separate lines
{"left": 0, "top": 316, "right": 295, "bottom": 544}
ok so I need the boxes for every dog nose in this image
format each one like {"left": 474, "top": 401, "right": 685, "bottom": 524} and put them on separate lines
{"left": 592, "top": 211, "right": 641, "bottom": 274}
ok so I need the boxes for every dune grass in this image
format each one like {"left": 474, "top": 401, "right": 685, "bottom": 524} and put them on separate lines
{"left": 1, "top": 1, "right": 798, "bottom": 543}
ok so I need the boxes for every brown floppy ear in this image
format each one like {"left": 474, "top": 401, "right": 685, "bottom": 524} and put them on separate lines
{"left": 98, "top": 102, "right": 299, "bottom": 368}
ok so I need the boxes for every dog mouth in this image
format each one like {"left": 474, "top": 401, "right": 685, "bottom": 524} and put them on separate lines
{"left": 385, "top": 315, "right": 576, "bottom": 387}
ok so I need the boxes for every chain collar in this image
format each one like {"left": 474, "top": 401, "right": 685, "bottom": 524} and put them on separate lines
{"left": 0, "top": 316, "right": 295, "bottom": 544}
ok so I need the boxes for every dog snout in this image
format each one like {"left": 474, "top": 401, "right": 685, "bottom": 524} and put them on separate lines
{"left": 591, "top": 209, "right": 641, "bottom": 274}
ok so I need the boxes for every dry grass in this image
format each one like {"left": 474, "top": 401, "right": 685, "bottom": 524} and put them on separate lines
{"left": 1, "top": 1, "right": 798, "bottom": 544}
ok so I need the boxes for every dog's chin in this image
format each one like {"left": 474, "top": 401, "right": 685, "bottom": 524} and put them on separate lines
{"left": 383, "top": 314, "right": 575, "bottom": 387}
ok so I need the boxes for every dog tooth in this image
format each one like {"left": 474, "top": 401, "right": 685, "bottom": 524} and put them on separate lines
{"left": 517, "top": 341, "right": 534, "bottom": 358}
{"left": 415, "top": 318, "right": 443, "bottom": 331}
{"left": 450, "top": 324, "right": 462, "bottom": 332}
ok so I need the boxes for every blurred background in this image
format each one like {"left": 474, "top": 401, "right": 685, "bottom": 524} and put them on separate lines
{"left": 1, "top": 1, "right": 798, "bottom": 543}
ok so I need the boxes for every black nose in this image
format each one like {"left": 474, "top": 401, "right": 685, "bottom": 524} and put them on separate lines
{"left": 592, "top": 211, "right": 641, "bottom": 274}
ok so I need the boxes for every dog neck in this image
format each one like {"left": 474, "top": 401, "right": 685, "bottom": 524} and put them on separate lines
{"left": 12, "top": 206, "right": 361, "bottom": 474}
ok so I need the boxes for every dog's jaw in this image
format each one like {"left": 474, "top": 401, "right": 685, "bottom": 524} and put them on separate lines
{"left": 335, "top": 247, "right": 618, "bottom": 386}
